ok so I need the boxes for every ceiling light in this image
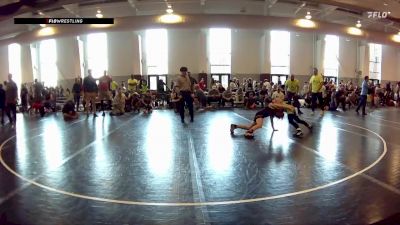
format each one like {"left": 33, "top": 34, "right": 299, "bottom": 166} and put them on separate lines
{"left": 392, "top": 32, "right": 400, "bottom": 43}
{"left": 295, "top": 19, "right": 316, "bottom": 28}
{"left": 159, "top": 14, "right": 183, "bottom": 24}
{"left": 347, "top": 27, "right": 363, "bottom": 36}
{"left": 96, "top": 9, "right": 103, "bottom": 18}
{"left": 305, "top": 11, "right": 312, "bottom": 20}
{"left": 90, "top": 24, "right": 113, "bottom": 28}
{"left": 383, "top": 2, "right": 388, "bottom": 6}
{"left": 166, "top": 8, "right": 173, "bottom": 14}
{"left": 356, "top": 20, "right": 362, "bottom": 28}
{"left": 38, "top": 11, "right": 44, "bottom": 15}
{"left": 39, "top": 24, "right": 46, "bottom": 28}
{"left": 38, "top": 27, "right": 55, "bottom": 36}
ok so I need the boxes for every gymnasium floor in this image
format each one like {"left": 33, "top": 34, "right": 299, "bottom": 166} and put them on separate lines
{"left": 0, "top": 107, "right": 399, "bottom": 225}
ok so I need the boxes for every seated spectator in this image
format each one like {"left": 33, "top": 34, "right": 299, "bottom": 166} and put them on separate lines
{"left": 229, "top": 80, "right": 238, "bottom": 92}
{"left": 272, "top": 88, "right": 284, "bottom": 102}
{"left": 236, "top": 87, "right": 245, "bottom": 104}
{"left": 110, "top": 89, "right": 126, "bottom": 116}
{"left": 194, "top": 84, "right": 207, "bottom": 110}
{"left": 259, "top": 86, "right": 268, "bottom": 107}
{"left": 222, "top": 88, "right": 234, "bottom": 107}
{"left": 62, "top": 100, "right": 79, "bottom": 120}
{"left": 335, "top": 87, "right": 347, "bottom": 111}
{"left": 170, "top": 87, "right": 181, "bottom": 113}
{"left": 198, "top": 78, "right": 206, "bottom": 91}
{"left": 207, "top": 86, "right": 221, "bottom": 107}
{"left": 245, "top": 91, "right": 257, "bottom": 109}
{"left": 141, "top": 90, "right": 153, "bottom": 114}
{"left": 218, "top": 83, "right": 226, "bottom": 94}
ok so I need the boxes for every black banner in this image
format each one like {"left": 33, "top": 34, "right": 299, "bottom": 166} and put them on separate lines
{"left": 14, "top": 18, "right": 114, "bottom": 24}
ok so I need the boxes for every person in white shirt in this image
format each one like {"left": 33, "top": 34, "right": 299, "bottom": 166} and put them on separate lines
{"left": 263, "top": 79, "right": 272, "bottom": 96}
{"left": 301, "top": 82, "right": 309, "bottom": 97}
{"left": 272, "top": 88, "right": 285, "bottom": 102}
{"left": 110, "top": 88, "right": 126, "bottom": 116}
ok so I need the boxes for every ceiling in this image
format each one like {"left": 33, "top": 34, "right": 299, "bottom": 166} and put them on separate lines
{"left": 0, "top": 0, "right": 399, "bottom": 41}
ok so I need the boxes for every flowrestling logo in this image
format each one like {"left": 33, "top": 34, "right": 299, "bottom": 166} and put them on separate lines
{"left": 367, "top": 11, "right": 391, "bottom": 19}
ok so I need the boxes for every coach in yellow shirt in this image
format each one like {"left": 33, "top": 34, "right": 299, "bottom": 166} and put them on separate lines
{"left": 285, "top": 75, "right": 303, "bottom": 114}
{"left": 309, "top": 68, "right": 325, "bottom": 115}
{"left": 127, "top": 74, "right": 138, "bottom": 92}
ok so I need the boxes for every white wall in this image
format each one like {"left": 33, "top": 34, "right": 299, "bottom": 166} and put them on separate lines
{"left": 56, "top": 37, "right": 80, "bottom": 80}
{"left": 381, "top": 45, "right": 399, "bottom": 81}
{"left": 0, "top": 45, "right": 9, "bottom": 82}
{"left": 168, "top": 29, "right": 201, "bottom": 75}
{"left": 231, "top": 29, "right": 263, "bottom": 74}
{"left": 290, "top": 32, "right": 314, "bottom": 75}
{"left": 20, "top": 44, "right": 33, "bottom": 83}
{"left": 108, "top": 31, "right": 138, "bottom": 76}
{"left": 339, "top": 37, "right": 357, "bottom": 78}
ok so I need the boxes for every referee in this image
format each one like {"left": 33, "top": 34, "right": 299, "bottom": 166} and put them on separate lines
{"left": 175, "top": 66, "right": 194, "bottom": 123}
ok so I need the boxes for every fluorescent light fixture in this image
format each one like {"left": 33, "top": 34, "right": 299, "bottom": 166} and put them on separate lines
{"left": 305, "top": 11, "right": 312, "bottom": 20}
{"left": 96, "top": 9, "right": 103, "bottom": 18}
{"left": 158, "top": 13, "right": 183, "bottom": 24}
{"left": 295, "top": 19, "right": 316, "bottom": 28}
{"left": 392, "top": 34, "right": 400, "bottom": 43}
{"left": 166, "top": 8, "right": 173, "bottom": 14}
{"left": 90, "top": 24, "right": 113, "bottom": 28}
{"left": 38, "top": 27, "right": 55, "bottom": 36}
{"left": 39, "top": 24, "right": 46, "bottom": 28}
{"left": 356, "top": 20, "right": 362, "bottom": 28}
{"left": 347, "top": 27, "right": 363, "bottom": 36}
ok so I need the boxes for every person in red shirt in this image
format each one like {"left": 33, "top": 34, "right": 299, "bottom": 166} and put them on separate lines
{"left": 199, "top": 78, "right": 206, "bottom": 91}
{"left": 98, "top": 71, "right": 112, "bottom": 116}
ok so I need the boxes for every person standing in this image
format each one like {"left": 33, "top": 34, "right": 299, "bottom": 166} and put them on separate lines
{"left": 98, "top": 71, "right": 112, "bottom": 116}
{"left": 175, "top": 66, "right": 194, "bottom": 123}
{"left": 83, "top": 69, "right": 99, "bottom": 117}
{"left": 5, "top": 74, "right": 18, "bottom": 127}
{"left": 72, "top": 78, "right": 82, "bottom": 111}
{"left": 309, "top": 68, "right": 325, "bottom": 116}
{"left": 0, "top": 84, "right": 5, "bottom": 125}
{"left": 356, "top": 76, "right": 369, "bottom": 116}
{"left": 20, "top": 84, "right": 28, "bottom": 113}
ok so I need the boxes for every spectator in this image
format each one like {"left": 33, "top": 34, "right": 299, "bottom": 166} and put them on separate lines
{"left": 127, "top": 74, "right": 138, "bottom": 92}
{"left": 62, "top": 100, "right": 79, "bottom": 120}
{"left": 272, "top": 88, "right": 285, "bottom": 102}
{"left": 110, "top": 89, "right": 126, "bottom": 116}
{"left": 5, "top": 74, "right": 18, "bottom": 127}
{"left": 222, "top": 87, "right": 234, "bottom": 107}
{"left": 83, "top": 69, "right": 98, "bottom": 117}
{"left": 198, "top": 78, "right": 206, "bottom": 91}
{"left": 207, "top": 86, "right": 221, "bottom": 107}
{"left": 20, "top": 84, "right": 28, "bottom": 113}
{"left": 72, "top": 78, "right": 82, "bottom": 111}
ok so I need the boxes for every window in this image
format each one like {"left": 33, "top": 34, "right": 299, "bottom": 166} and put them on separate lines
{"left": 145, "top": 29, "right": 168, "bottom": 75}
{"left": 30, "top": 44, "right": 39, "bottom": 81}
{"left": 369, "top": 43, "right": 382, "bottom": 80}
{"left": 270, "top": 30, "right": 290, "bottom": 74}
{"left": 211, "top": 74, "right": 230, "bottom": 88}
{"left": 39, "top": 39, "right": 57, "bottom": 87}
{"left": 8, "top": 43, "right": 22, "bottom": 90}
{"left": 77, "top": 37, "right": 85, "bottom": 78}
{"left": 87, "top": 33, "right": 108, "bottom": 78}
{"left": 148, "top": 75, "right": 167, "bottom": 91}
{"left": 209, "top": 28, "right": 231, "bottom": 73}
{"left": 323, "top": 35, "right": 339, "bottom": 78}
{"left": 271, "top": 75, "right": 287, "bottom": 86}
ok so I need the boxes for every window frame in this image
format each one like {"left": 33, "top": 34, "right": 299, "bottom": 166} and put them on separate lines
{"left": 148, "top": 75, "right": 167, "bottom": 91}
{"left": 211, "top": 73, "right": 231, "bottom": 89}
{"left": 209, "top": 28, "right": 232, "bottom": 74}
{"left": 368, "top": 43, "right": 382, "bottom": 81}
{"left": 145, "top": 29, "right": 168, "bottom": 75}
{"left": 270, "top": 30, "right": 291, "bottom": 75}
{"left": 271, "top": 74, "right": 288, "bottom": 86}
